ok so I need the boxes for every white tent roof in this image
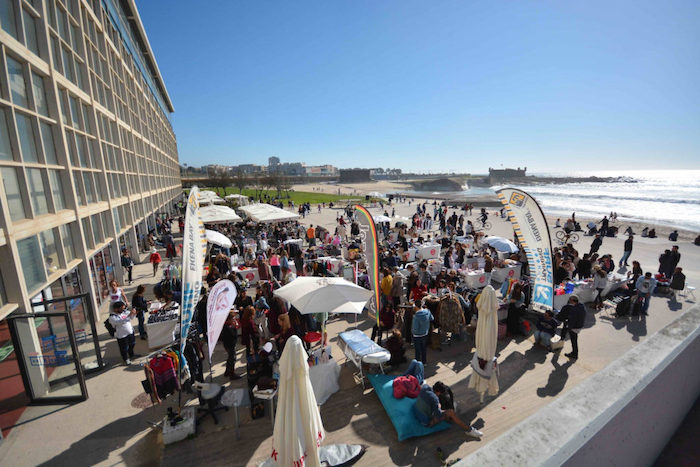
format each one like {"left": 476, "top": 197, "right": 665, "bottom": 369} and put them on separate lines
{"left": 238, "top": 203, "right": 300, "bottom": 223}
{"left": 199, "top": 205, "right": 242, "bottom": 224}
{"left": 224, "top": 193, "right": 250, "bottom": 205}
{"left": 198, "top": 190, "right": 226, "bottom": 205}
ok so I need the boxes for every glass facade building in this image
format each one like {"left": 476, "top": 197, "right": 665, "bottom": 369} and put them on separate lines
{"left": 0, "top": 0, "right": 181, "bottom": 409}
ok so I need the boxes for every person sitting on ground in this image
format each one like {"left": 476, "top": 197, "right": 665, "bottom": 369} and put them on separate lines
{"left": 412, "top": 381, "right": 483, "bottom": 439}
{"left": 555, "top": 218, "right": 561, "bottom": 228}
{"left": 533, "top": 310, "right": 559, "bottom": 351}
{"left": 695, "top": 235, "right": 700, "bottom": 246}
{"left": 648, "top": 228, "right": 656, "bottom": 238}
{"left": 669, "top": 230, "right": 679, "bottom": 242}
{"left": 641, "top": 227, "right": 649, "bottom": 237}
{"left": 385, "top": 329, "right": 407, "bottom": 366}
{"left": 624, "top": 226, "right": 635, "bottom": 236}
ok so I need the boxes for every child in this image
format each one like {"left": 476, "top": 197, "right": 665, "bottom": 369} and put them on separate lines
{"left": 533, "top": 310, "right": 559, "bottom": 351}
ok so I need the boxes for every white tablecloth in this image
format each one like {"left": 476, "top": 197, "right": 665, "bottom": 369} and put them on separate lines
{"left": 491, "top": 263, "right": 522, "bottom": 284}
{"left": 308, "top": 360, "right": 340, "bottom": 405}
{"left": 234, "top": 268, "right": 259, "bottom": 284}
{"left": 417, "top": 244, "right": 441, "bottom": 260}
{"left": 463, "top": 270, "right": 488, "bottom": 289}
{"left": 146, "top": 318, "right": 178, "bottom": 349}
{"left": 552, "top": 275, "right": 627, "bottom": 310}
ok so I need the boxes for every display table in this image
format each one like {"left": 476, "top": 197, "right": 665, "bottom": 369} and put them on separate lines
{"left": 308, "top": 346, "right": 340, "bottom": 405}
{"left": 315, "top": 257, "right": 344, "bottom": 275}
{"left": 234, "top": 267, "right": 259, "bottom": 284}
{"left": 463, "top": 270, "right": 487, "bottom": 289}
{"left": 463, "top": 257, "right": 485, "bottom": 271}
{"left": 552, "top": 274, "right": 627, "bottom": 310}
{"left": 492, "top": 263, "right": 522, "bottom": 284}
{"left": 146, "top": 313, "right": 179, "bottom": 349}
{"left": 417, "top": 244, "right": 441, "bottom": 260}
{"left": 284, "top": 238, "right": 303, "bottom": 247}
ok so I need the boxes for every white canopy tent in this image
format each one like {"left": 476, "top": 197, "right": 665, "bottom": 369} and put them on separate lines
{"left": 198, "top": 190, "right": 226, "bottom": 205}
{"left": 199, "top": 205, "right": 242, "bottom": 224}
{"left": 238, "top": 203, "right": 300, "bottom": 223}
{"left": 224, "top": 193, "right": 250, "bottom": 206}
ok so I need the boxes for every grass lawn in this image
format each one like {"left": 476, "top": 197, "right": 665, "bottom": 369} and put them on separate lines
{"left": 186, "top": 186, "right": 380, "bottom": 205}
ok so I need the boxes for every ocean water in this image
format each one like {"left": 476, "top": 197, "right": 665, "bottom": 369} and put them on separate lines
{"left": 489, "top": 170, "right": 700, "bottom": 232}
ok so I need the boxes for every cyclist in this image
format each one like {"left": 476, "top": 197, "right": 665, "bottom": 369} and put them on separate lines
{"left": 479, "top": 208, "right": 488, "bottom": 228}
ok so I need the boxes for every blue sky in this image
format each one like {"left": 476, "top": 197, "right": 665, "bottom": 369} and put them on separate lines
{"left": 137, "top": 0, "right": 700, "bottom": 173}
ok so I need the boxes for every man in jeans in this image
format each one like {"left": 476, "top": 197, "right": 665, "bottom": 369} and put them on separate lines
{"left": 411, "top": 302, "right": 434, "bottom": 364}
{"left": 619, "top": 235, "right": 634, "bottom": 267}
{"left": 556, "top": 295, "right": 586, "bottom": 360}
{"left": 635, "top": 272, "right": 657, "bottom": 315}
{"left": 108, "top": 301, "right": 138, "bottom": 365}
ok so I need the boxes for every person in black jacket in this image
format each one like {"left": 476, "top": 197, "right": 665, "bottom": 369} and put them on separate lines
{"left": 222, "top": 312, "right": 241, "bottom": 379}
{"left": 619, "top": 235, "right": 633, "bottom": 267}
{"left": 589, "top": 234, "right": 603, "bottom": 256}
{"left": 556, "top": 295, "right": 586, "bottom": 360}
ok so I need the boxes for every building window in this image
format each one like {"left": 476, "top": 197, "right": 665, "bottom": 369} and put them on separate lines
{"left": 40, "top": 122, "right": 58, "bottom": 164}
{"left": 83, "top": 171, "right": 95, "bottom": 203}
{"left": 31, "top": 73, "right": 49, "bottom": 117}
{"left": 1, "top": 167, "right": 27, "bottom": 221}
{"left": 15, "top": 113, "right": 39, "bottom": 162}
{"left": 22, "top": 9, "right": 40, "bottom": 57}
{"left": 27, "top": 168, "right": 48, "bottom": 215}
{"left": 48, "top": 169, "right": 66, "bottom": 210}
{"left": 39, "top": 229, "right": 60, "bottom": 275}
{"left": 0, "top": 0, "right": 18, "bottom": 39}
{"left": 17, "top": 235, "right": 46, "bottom": 293}
{"left": 7, "top": 56, "right": 28, "bottom": 108}
{"left": 73, "top": 170, "right": 84, "bottom": 205}
{"left": 0, "top": 108, "right": 13, "bottom": 161}
{"left": 60, "top": 223, "right": 76, "bottom": 262}
{"left": 91, "top": 214, "right": 102, "bottom": 245}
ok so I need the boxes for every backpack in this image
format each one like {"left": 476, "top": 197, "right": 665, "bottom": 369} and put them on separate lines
{"left": 104, "top": 317, "right": 116, "bottom": 337}
{"left": 615, "top": 297, "right": 631, "bottom": 317}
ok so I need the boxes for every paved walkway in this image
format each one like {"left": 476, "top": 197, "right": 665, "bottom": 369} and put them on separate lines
{"left": 0, "top": 200, "right": 697, "bottom": 466}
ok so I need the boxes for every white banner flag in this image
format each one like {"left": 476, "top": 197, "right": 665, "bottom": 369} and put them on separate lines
{"left": 180, "top": 186, "right": 207, "bottom": 369}
{"left": 206, "top": 279, "right": 237, "bottom": 361}
{"left": 496, "top": 188, "right": 554, "bottom": 311}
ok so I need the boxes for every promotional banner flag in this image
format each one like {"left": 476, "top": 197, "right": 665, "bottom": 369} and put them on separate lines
{"left": 180, "top": 186, "right": 207, "bottom": 369}
{"left": 495, "top": 188, "right": 554, "bottom": 311}
{"left": 354, "top": 205, "right": 380, "bottom": 325}
{"left": 206, "top": 279, "right": 237, "bottom": 361}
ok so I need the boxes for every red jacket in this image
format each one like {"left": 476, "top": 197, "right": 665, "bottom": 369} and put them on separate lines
{"left": 393, "top": 375, "right": 421, "bottom": 399}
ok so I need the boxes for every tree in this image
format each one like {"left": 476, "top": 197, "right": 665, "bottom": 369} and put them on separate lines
{"left": 234, "top": 169, "right": 247, "bottom": 193}
{"left": 209, "top": 174, "right": 232, "bottom": 196}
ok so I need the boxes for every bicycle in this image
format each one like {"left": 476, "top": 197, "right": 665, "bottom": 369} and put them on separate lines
{"left": 477, "top": 221, "right": 492, "bottom": 231}
{"left": 555, "top": 230, "right": 579, "bottom": 244}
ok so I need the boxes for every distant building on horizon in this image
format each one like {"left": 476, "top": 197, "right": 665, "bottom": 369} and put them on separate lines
{"left": 489, "top": 166, "right": 527, "bottom": 181}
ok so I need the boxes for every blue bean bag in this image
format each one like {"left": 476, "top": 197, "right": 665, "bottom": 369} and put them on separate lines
{"left": 367, "top": 374, "right": 451, "bottom": 441}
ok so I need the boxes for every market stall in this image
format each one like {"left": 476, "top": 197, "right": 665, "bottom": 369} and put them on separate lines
{"left": 146, "top": 302, "right": 179, "bottom": 349}
{"left": 199, "top": 205, "right": 242, "bottom": 224}
{"left": 463, "top": 269, "right": 488, "bottom": 289}
{"left": 416, "top": 244, "right": 441, "bottom": 260}
{"left": 238, "top": 203, "right": 300, "bottom": 223}
{"left": 552, "top": 273, "right": 628, "bottom": 310}
{"left": 307, "top": 345, "right": 340, "bottom": 405}
{"left": 491, "top": 262, "right": 522, "bottom": 284}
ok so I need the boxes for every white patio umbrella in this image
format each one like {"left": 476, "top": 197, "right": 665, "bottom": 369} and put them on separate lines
{"left": 271, "top": 335, "right": 325, "bottom": 467}
{"left": 273, "top": 277, "right": 371, "bottom": 315}
{"left": 205, "top": 229, "right": 232, "bottom": 249}
{"left": 485, "top": 236, "right": 519, "bottom": 253}
{"left": 373, "top": 215, "right": 391, "bottom": 223}
{"left": 468, "top": 285, "right": 500, "bottom": 402}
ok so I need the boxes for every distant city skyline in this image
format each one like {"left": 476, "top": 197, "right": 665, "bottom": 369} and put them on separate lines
{"left": 138, "top": 0, "right": 700, "bottom": 173}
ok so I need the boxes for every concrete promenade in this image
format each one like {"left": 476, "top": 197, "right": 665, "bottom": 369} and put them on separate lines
{"left": 0, "top": 199, "right": 697, "bottom": 466}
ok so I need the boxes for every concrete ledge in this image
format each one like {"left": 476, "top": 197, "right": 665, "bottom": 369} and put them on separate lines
{"left": 458, "top": 304, "right": 700, "bottom": 467}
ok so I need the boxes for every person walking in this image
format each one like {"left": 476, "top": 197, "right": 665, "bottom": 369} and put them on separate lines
{"left": 619, "top": 235, "right": 633, "bottom": 267}
{"left": 120, "top": 249, "right": 134, "bottom": 284}
{"left": 589, "top": 234, "right": 603, "bottom": 256}
{"left": 149, "top": 248, "right": 162, "bottom": 277}
{"left": 557, "top": 295, "right": 586, "bottom": 360}
{"left": 411, "top": 302, "right": 434, "bottom": 364}
{"left": 108, "top": 301, "right": 138, "bottom": 364}
{"left": 635, "top": 272, "right": 657, "bottom": 315}
{"left": 109, "top": 280, "right": 130, "bottom": 308}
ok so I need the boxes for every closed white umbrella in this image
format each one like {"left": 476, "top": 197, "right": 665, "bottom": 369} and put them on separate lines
{"left": 273, "top": 277, "right": 371, "bottom": 315}
{"left": 271, "top": 335, "right": 325, "bottom": 467}
{"left": 485, "top": 236, "right": 519, "bottom": 253}
{"left": 468, "top": 285, "right": 500, "bottom": 402}
{"left": 205, "top": 229, "right": 232, "bottom": 248}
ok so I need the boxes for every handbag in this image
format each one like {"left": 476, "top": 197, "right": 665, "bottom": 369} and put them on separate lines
{"left": 104, "top": 318, "right": 116, "bottom": 337}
